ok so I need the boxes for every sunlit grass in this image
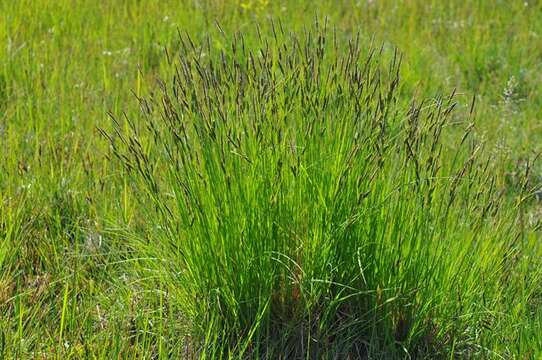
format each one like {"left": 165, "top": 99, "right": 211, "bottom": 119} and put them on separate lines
{"left": 1, "top": 1, "right": 542, "bottom": 358}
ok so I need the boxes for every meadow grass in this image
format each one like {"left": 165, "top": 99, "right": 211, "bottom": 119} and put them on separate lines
{"left": 1, "top": 1, "right": 542, "bottom": 358}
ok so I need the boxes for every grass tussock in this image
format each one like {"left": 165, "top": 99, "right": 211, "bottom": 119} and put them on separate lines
{"left": 103, "top": 23, "right": 539, "bottom": 358}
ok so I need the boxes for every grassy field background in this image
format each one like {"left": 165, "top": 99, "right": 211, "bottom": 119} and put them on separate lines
{"left": 1, "top": 1, "right": 542, "bottom": 358}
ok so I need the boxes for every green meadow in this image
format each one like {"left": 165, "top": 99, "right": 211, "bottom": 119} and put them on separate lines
{"left": 1, "top": 1, "right": 542, "bottom": 358}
